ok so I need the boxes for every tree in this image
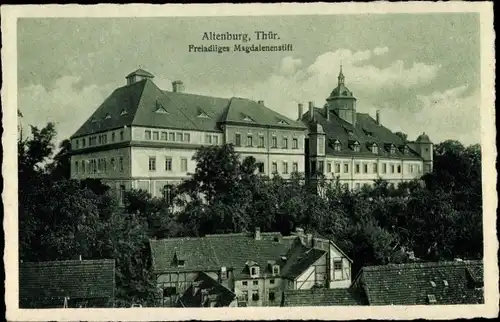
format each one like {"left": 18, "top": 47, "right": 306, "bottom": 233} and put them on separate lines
{"left": 395, "top": 131, "right": 408, "bottom": 143}
{"left": 46, "top": 138, "right": 72, "bottom": 180}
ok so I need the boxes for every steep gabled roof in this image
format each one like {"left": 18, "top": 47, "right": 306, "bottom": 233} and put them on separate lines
{"left": 126, "top": 68, "right": 154, "bottom": 78}
{"left": 283, "top": 288, "right": 367, "bottom": 306}
{"left": 177, "top": 272, "right": 236, "bottom": 307}
{"left": 19, "top": 259, "right": 115, "bottom": 303}
{"left": 354, "top": 260, "right": 484, "bottom": 305}
{"left": 302, "top": 108, "right": 421, "bottom": 160}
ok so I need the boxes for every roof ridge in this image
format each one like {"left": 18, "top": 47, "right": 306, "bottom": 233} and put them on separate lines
{"left": 363, "top": 260, "right": 483, "bottom": 271}
{"left": 20, "top": 259, "right": 115, "bottom": 266}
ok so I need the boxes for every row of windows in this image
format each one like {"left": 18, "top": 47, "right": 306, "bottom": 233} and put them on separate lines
{"left": 235, "top": 134, "right": 299, "bottom": 149}
{"left": 328, "top": 140, "right": 411, "bottom": 155}
{"left": 239, "top": 290, "right": 276, "bottom": 303}
{"left": 256, "top": 161, "right": 299, "bottom": 175}
{"left": 144, "top": 130, "right": 192, "bottom": 143}
{"left": 148, "top": 156, "right": 188, "bottom": 172}
{"left": 74, "top": 157, "right": 124, "bottom": 174}
{"left": 75, "top": 130, "right": 125, "bottom": 149}
{"left": 312, "top": 161, "right": 422, "bottom": 175}
{"left": 240, "top": 279, "right": 276, "bottom": 287}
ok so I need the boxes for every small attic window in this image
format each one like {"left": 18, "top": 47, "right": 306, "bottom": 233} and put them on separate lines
{"left": 120, "top": 109, "right": 128, "bottom": 116}
{"left": 272, "top": 265, "right": 280, "bottom": 276}
{"left": 177, "top": 260, "right": 185, "bottom": 267}
{"left": 351, "top": 141, "right": 360, "bottom": 152}
{"left": 427, "top": 294, "right": 437, "bottom": 304}
{"left": 342, "top": 91, "right": 348, "bottom": 96}
{"left": 363, "top": 128, "right": 373, "bottom": 137}
{"left": 242, "top": 115, "right": 255, "bottom": 122}
{"left": 430, "top": 281, "right": 436, "bottom": 287}
{"left": 104, "top": 114, "right": 111, "bottom": 120}
{"left": 443, "top": 280, "right": 449, "bottom": 287}
{"left": 371, "top": 144, "right": 378, "bottom": 154}
{"left": 155, "top": 101, "right": 169, "bottom": 114}
{"left": 197, "top": 107, "right": 210, "bottom": 118}
{"left": 403, "top": 146, "right": 410, "bottom": 155}
{"left": 343, "top": 126, "right": 354, "bottom": 136}
{"left": 390, "top": 146, "right": 396, "bottom": 154}
{"left": 277, "top": 119, "right": 288, "bottom": 125}
{"left": 91, "top": 117, "right": 97, "bottom": 123}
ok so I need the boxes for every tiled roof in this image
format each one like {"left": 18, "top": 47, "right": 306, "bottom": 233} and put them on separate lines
{"left": 19, "top": 259, "right": 115, "bottom": 301}
{"left": 355, "top": 260, "right": 484, "bottom": 305}
{"left": 281, "top": 242, "right": 326, "bottom": 279}
{"left": 178, "top": 272, "right": 236, "bottom": 307}
{"left": 149, "top": 232, "right": 324, "bottom": 280}
{"left": 302, "top": 108, "right": 423, "bottom": 160}
{"left": 71, "top": 77, "right": 306, "bottom": 138}
{"left": 283, "top": 287, "right": 367, "bottom": 306}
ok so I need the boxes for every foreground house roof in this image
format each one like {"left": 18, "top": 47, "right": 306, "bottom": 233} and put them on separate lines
{"left": 149, "top": 230, "right": 346, "bottom": 281}
{"left": 353, "top": 260, "right": 484, "bottom": 305}
{"left": 177, "top": 272, "right": 236, "bottom": 307}
{"left": 19, "top": 259, "right": 115, "bottom": 307}
{"left": 283, "top": 287, "right": 367, "bottom": 306}
{"left": 71, "top": 75, "right": 306, "bottom": 138}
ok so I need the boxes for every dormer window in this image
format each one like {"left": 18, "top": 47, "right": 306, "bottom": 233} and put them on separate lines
{"left": 177, "top": 260, "right": 185, "bottom": 267}
{"left": 329, "top": 139, "right": 342, "bottom": 152}
{"left": 104, "top": 114, "right": 111, "bottom": 120}
{"left": 250, "top": 266, "right": 259, "bottom": 277}
{"left": 277, "top": 119, "right": 288, "bottom": 125}
{"left": 91, "top": 117, "right": 97, "bottom": 123}
{"left": 120, "top": 109, "right": 128, "bottom": 116}
{"left": 155, "top": 101, "right": 169, "bottom": 114}
{"left": 220, "top": 266, "right": 228, "bottom": 279}
{"left": 403, "top": 146, "right": 410, "bottom": 155}
{"left": 343, "top": 126, "right": 354, "bottom": 136}
{"left": 350, "top": 141, "right": 360, "bottom": 152}
{"left": 242, "top": 114, "right": 255, "bottom": 122}
{"left": 272, "top": 265, "right": 280, "bottom": 276}
{"left": 370, "top": 143, "right": 378, "bottom": 154}
{"left": 363, "top": 128, "right": 373, "bottom": 137}
{"left": 197, "top": 107, "right": 210, "bottom": 118}
{"left": 390, "top": 146, "right": 396, "bottom": 154}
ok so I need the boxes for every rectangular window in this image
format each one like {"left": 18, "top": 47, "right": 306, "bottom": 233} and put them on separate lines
{"left": 410, "top": 164, "right": 414, "bottom": 173}
{"left": 183, "top": 133, "right": 190, "bottom": 142}
{"left": 335, "top": 162, "right": 341, "bottom": 173}
{"left": 181, "top": 158, "right": 188, "bottom": 172}
{"left": 272, "top": 162, "right": 278, "bottom": 174}
{"left": 283, "top": 162, "right": 288, "bottom": 174}
{"left": 213, "top": 136, "right": 219, "bottom": 145}
{"left": 145, "top": 130, "right": 151, "bottom": 140}
{"left": 247, "top": 135, "right": 253, "bottom": 147}
{"left": 319, "top": 137, "right": 325, "bottom": 153}
{"left": 120, "top": 131, "right": 124, "bottom": 141}
{"left": 169, "top": 132, "right": 175, "bottom": 141}
{"left": 283, "top": 137, "right": 288, "bottom": 149}
{"left": 103, "top": 158, "right": 107, "bottom": 173}
{"left": 271, "top": 136, "right": 277, "bottom": 148}
{"left": 119, "top": 157, "right": 124, "bottom": 172}
{"left": 81, "top": 160, "right": 85, "bottom": 174}
{"left": 344, "top": 163, "right": 349, "bottom": 173}
{"left": 242, "top": 281, "right": 248, "bottom": 286}
{"left": 391, "top": 164, "right": 395, "bottom": 173}
{"left": 149, "top": 156, "right": 156, "bottom": 171}
{"left": 165, "top": 157, "right": 172, "bottom": 171}
{"left": 176, "top": 133, "right": 183, "bottom": 142}
{"left": 75, "top": 161, "right": 79, "bottom": 174}
{"left": 252, "top": 290, "right": 259, "bottom": 302}
{"left": 334, "top": 260, "right": 343, "bottom": 270}
{"left": 373, "top": 163, "right": 378, "bottom": 173}
{"left": 355, "top": 164, "right": 360, "bottom": 173}
{"left": 256, "top": 162, "right": 265, "bottom": 173}
{"left": 75, "top": 139, "right": 80, "bottom": 149}
{"left": 161, "top": 132, "right": 168, "bottom": 140}
{"left": 269, "top": 279, "right": 275, "bottom": 285}
{"left": 364, "top": 164, "right": 368, "bottom": 173}
{"left": 153, "top": 131, "right": 159, "bottom": 140}
{"left": 235, "top": 134, "right": 241, "bottom": 147}
{"left": 98, "top": 136, "right": 102, "bottom": 145}
{"left": 269, "top": 291, "right": 276, "bottom": 301}
{"left": 111, "top": 132, "right": 115, "bottom": 142}
{"left": 292, "top": 162, "right": 298, "bottom": 173}
{"left": 81, "top": 138, "right": 86, "bottom": 148}
{"left": 292, "top": 138, "right": 298, "bottom": 149}
{"left": 241, "top": 290, "right": 248, "bottom": 302}
{"left": 318, "top": 161, "right": 324, "bottom": 173}
{"left": 258, "top": 136, "right": 265, "bottom": 148}
{"left": 110, "top": 158, "right": 115, "bottom": 171}
{"left": 205, "top": 134, "right": 212, "bottom": 144}
{"left": 383, "top": 163, "right": 387, "bottom": 174}
{"left": 397, "top": 165, "right": 402, "bottom": 173}
{"left": 253, "top": 280, "right": 259, "bottom": 286}
{"left": 327, "top": 163, "right": 332, "bottom": 173}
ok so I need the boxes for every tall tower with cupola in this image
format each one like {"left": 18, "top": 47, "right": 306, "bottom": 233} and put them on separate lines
{"left": 326, "top": 66, "right": 357, "bottom": 126}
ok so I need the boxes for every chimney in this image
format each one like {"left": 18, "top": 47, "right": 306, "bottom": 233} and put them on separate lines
{"left": 258, "top": 100, "right": 264, "bottom": 105}
{"left": 376, "top": 110, "right": 381, "bottom": 125}
{"left": 172, "top": 80, "right": 185, "bottom": 93}
{"left": 308, "top": 101, "right": 314, "bottom": 121}
{"left": 255, "top": 227, "right": 261, "bottom": 240}
{"left": 297, "top": 103, "right": 303, "bottom": 120}
{"left": 324, "top": 105, "right": 330, "bottom": 121}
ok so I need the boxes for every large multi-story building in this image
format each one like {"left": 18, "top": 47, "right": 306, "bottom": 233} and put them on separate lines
{"left": 69, "top": 67, "right": 433, "bottom": 200}
{"left": 300, "top": 67, "right": 433, "bottom": 190}
{"left": 69, "top": 69, "right": 307, "bottom": 203}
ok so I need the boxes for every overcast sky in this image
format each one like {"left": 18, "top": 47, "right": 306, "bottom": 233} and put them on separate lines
{"left": 17, "top": 14, "right": 481, "bottom": 146}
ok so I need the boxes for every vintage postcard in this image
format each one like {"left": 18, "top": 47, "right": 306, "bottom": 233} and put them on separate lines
{"left": 2, "top": 2, "right": 497, "bottom": 321}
